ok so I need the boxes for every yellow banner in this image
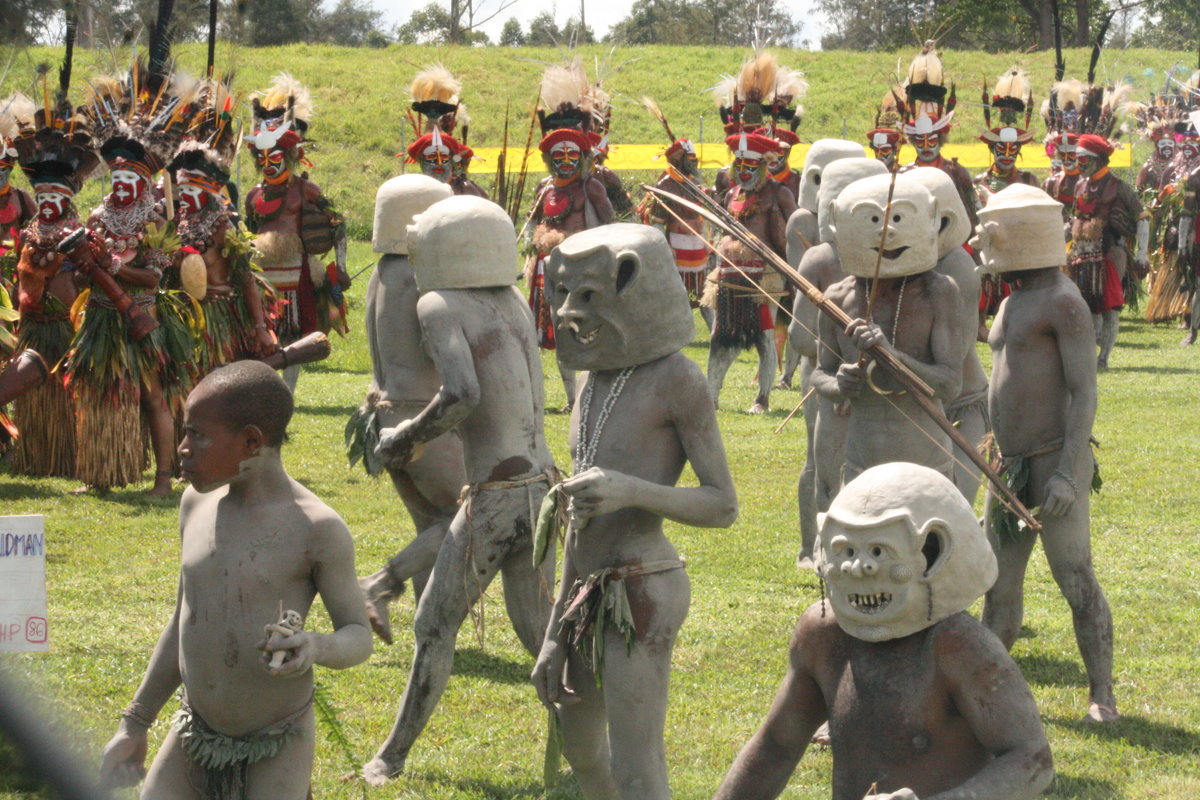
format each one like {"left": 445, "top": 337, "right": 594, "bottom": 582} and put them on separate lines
{"left": 471, "top": 142, "right": 1132, "bottom": 172}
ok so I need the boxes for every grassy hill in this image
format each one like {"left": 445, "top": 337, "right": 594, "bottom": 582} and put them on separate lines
{"left": 2, "top": 44, "right": 1193, "bottom": 235}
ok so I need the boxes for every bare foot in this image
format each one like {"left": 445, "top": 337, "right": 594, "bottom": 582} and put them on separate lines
{"left": 811, "top": 720, "right": 831, "bottom": 746}
{"left": 1083, "top": 702, "right": 1119, "bottom": 723}
{"left": 747, "top": 402, "right": 767, "bottom": 414}
{"left": 775, "top": 377, "right": 792, "bottom": 390}
{"left": 1181, "top": 331, "right": 1196, "bottom": 346}
{"left": 69, "top": 484, "right": 93, "bottom": 496}
{"left": 362, "top": 755, "right": 405, "bottom": 786}
{"left": 359, "top": 574, "right": 402, "bottom": 645}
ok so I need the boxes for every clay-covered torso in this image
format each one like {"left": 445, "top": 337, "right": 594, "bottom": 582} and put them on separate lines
{"left": 367, "top": 254, "right": 442, "bottom": 404}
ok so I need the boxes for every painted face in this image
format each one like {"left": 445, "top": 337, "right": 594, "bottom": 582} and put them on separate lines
{"left": 178, "top": 184, "right": 209, "bottom": 214}
{"left": 766, "top": 147, "right": 790, "bottom": 175}
{"left": 0, "top": 157, "right": 12, "bottom": 189}
{"left": 110, "top": 169, "right": 146, "bottom": 207}
{"left": 550, "top": 141, "right": 583, "bottom": 180}
{"left": 421, "top": 147, "right": 452, "bottom": 181}
{"left": 1060, "top": 148, "right": 1079, "bottom": 175}
{"left": 179, "top": 390, "right": 249, "bottom": 493}
{"left": 911, "top": 132, "right": 942, "bottom": 163}
{"left": 1075, "top": 151, "right": 1099, "bottom": 177}
{"left": 550, "top": 224, "right": 693, "bottom": 371}
{"left": 831, "top": 174, "right": 938, "bottom": 278}
{"left": 258, "top": 149, "right": 289, "bottom": 181}
{"left": 733, "top": 155, "right": 766, "bottom": 191}
{"left": 871, "top": 143, "right": 897, "bottom": 169}
{"left": 990, "top": 141, "right": 1022, "bottom": 172}
{"left": 1181, "top": 140, "right": 1200, "bottom": 161}
{"left": 36, "top": 190, "right": 70, "bottom": 222}
{"left": 1156, "top": 138, "right": 1176, "bottom": 160}
{"left": 815, "top": 463, "right": 997, "bottom": 642}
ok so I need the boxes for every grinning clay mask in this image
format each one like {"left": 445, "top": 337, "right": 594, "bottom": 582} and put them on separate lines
{"left": 799, "top": 139, "right": 867, "bottom": 213}
{"left": 815, "top": 462, "right": 997, "bottom": 642}
{"left": 899, "top": 168, "right": 970, "bottom": 259}
{"left": 372, "top": 174, "right": 452, "bottom": 255}
{"left": 408, "top": 195, "right": 518, "bottom": 291}
{"left": 816, "top": 158, "right": 888, "bottom": 245}
{"left": 549, "top": 223, "right": 693, "bottom": 371}
{"left": 830, "top": 172, "right": 939, "bottom": 279}
{"left": 970, "top": 183, "right": 1066, "bottom": 275}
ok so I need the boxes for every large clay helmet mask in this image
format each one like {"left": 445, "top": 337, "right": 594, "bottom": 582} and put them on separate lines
{"left": 971, "top": 183, "right": 1066, "bottom": 275}
{"left": 898, "top": 168, "right": 970, "bottom": 258}
{"left": 798, "top": 139, "right": 867, "bottom": 213}
{"left": 550, "top": 223, "right": 693, "bottom": 371}
{"left": 372, "top": 174, "right": 452, "bottom": 255}
{"left": 816, "top": 158, "right": 888, "bottom": 245}
{"left": 815, "top": 462, "right": 998, "bottom": 642}
{"left": 408, "top": 195, "right": 518, "bottom": 291}
{"left": 830, "top": 172, "right": 939, "bottom": 278}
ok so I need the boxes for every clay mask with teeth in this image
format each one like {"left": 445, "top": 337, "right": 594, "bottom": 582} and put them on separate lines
{"left": 829, "top": 172, "right": 939, "bottom": 279}
{"left": 549, "top": 223, "right": 694, "bottom": 371}
{"left": 815, "top": 462, "right": 998, "bottom": 642}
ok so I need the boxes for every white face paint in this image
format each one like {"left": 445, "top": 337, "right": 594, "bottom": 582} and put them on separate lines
{"left": 36, "top": 190, "right": 70, "bottom": 222}
{"left": 110, "top": 169, "right": 145, "bottom": 207}
{"left": 179, "top": 184, "right": 208, "bottom": 214}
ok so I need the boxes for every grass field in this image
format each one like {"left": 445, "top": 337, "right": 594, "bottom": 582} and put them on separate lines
{"left": 2, "top": 42, "right": 1200, "bottom": 800}
{"left": 2, "top": 232, "right": 1200, "bottom": 798}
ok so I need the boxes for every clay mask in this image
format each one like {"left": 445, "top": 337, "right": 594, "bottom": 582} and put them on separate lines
{"left": 798, "top": 139, "right": 866, "bottom": 213}
{"left": 408, "top": 195, "right": 518, "bottom": 291}
{"left": 371, "top": 174, "right": 452, "bottom": 255}
{"left": 816, "top": 158, "right": 888, "bottom": 244}
{"left": 815, "top": 462, "right": 997, "bottom": 642}
{"left": 830, "top": 172, "right": 939, "bottom": 278}
{"left": 550, "top": 223, "right": 694, "bottom": 371}
{"left": 900, "top": 168, "right": 970, "bottom": 258}
{"left": 971, "top": 183, "right": 1066, "bottom": 275}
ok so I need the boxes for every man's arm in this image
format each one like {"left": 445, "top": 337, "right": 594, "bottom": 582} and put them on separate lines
{"left": 584, "top": 176, "right": 615, "bottom": 226}
{"left": 812, "top": 282, "right": 859, "bottom": 400}
{"left": 262, "top": 512, "right": 372, "bottom": 675}
{"left": 376, "top": 291, "right": 478, "bottom": 468}
{"left": 560, "top": 358, "right": 738, "bottom": 528}
{"left": 1044, "top": 288, "right": 1098, "bottom": 516}
{"left": 924, "top": 617, "right": 1053, "bottom": 800}
{"left": 713, "top": 607, "right": 828, "bottom": 800}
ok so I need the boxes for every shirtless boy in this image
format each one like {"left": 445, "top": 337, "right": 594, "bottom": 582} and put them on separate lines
{"left": 714, "top": 463, "right": 1052, "bottom": 800}
{"left": 363, "top": 196, "right": 558, "bottom": 784}
{"left": 533, "top": 224, "right": 738, "bottom": 799}
{"left": 100, "top": 360, "right": 372, "bottom": 799}
{"left": 973, "top": 183, "right": 1117, "bottom": 723}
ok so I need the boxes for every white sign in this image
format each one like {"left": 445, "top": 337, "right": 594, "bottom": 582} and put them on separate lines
{"left": 0, "top": 515, "right": 48, "bottom": 652}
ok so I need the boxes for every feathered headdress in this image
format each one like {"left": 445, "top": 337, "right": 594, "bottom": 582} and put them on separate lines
{"left": 867, "top": 87, "right": 906, "bottom": 149}
{"left": 245, "top": 73, "right": 311, "bottom": 165}
{"left": 410, "top": 64, "right": 461, "bottom": 135}
{"left": 897, "top": 40, "right": 956, "bottom": 136}
{"left": 980, "top": 68, "right": 1034, "bottom": 144}
{"left": 642, "top": 95, "right": 697, "bottom": 169}
{"left": 711, "top": 53, "right": 807, "bottom": 135}
{"left": 168, "top": 76, "right": 240, "bottom": 184}
{"left": 537, "top": 58, "right": 595, "bottom": 135}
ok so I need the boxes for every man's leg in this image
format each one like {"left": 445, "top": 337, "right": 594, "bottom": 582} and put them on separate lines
{"left": 362, "top": 498, "right": 507, "bottom": 785}
{"left": 281, "top": 363, "right": 301, "bottom": 393}
{"left": 557, "top": 649, "right": 619, "bottom": 800}
{"left": 706, "top": 344, "right": 739, "bottom": 410}
{"left": 140, "top": 378, "right": 176, "bottom": 496}
{"left": 1097, "top": 310, "right": 1119, "bottom": 370}
{"left": 750, "top": 330, "right": 775, "bottom": 414}
{"left": 981, "top": 500, "right": 1040, "bottom": 651}
{"left": 796, "top": 361, "right": 818, "bottom": 568}
{"left": 499, "top": 505, "right": 556, "bottom": 657}
{"left": 949, "top": 401, "right": 988, "bottom": 504}
{"left": 139, "top": 725, "right": 204, "bottom": 800}
{"left": 559, "top": 366, "right": 577, "bottom": 413}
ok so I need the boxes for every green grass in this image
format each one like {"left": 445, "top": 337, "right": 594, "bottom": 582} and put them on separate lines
{"left": 3, "top": 236, "right": 1200, "bottom": 798}
{"left": 2, "top": 43, "right": 1200, "bottom": 799}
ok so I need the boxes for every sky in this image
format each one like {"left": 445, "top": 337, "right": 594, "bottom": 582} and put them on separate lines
{"left": 368, "top": 0, "right": 829, "bottom": 48}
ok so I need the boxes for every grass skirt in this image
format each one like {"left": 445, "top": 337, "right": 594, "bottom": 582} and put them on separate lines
{"left": 11, "top": 297, "right": 77, "bottom": 476}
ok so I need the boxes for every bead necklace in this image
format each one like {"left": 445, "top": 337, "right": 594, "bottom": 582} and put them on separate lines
{"left": 177, "top": 200, "right": 228, "bottom": 251}
{"left": 867, "top": 275, "right": 909, "bottom": 345}
{"left": 574, "top": 365, "right": 636, "bottom": 472}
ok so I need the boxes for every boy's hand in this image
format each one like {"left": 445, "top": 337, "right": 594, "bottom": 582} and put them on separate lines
{"left": 560, "top": 467, "right": 636, "bottom": 523}
{"left": 863, "top": 790, "right": 919, "bottom": 800}
{"left": 100, "top": 726, "right": 148, "bottom": 788}
{"left": 531, "top": 637, "right": 578, "bottom": 710}
{"left": 259, "top": 631, "right": 316, "bottom": 677}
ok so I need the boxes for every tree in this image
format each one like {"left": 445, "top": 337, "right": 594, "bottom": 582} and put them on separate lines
{"left": 395, "top": 2, "right": 451, "bottom": 43}
{"left": 243, "top": 0, "right": 322, "bottom": 45}
{"left": 499, "top": 16, "right": 525, "bottom": 45}
{"left": 526, "top": 10, "right": 561, "bottom": 45}
{"left": 606, "top": 0, "right": 801, "bottom": 46}
{"left": 320, "top": 0, "right": 385, "bottom": 46}
{"left": 561, "top": 16, "right": 595, "bottom": 44}
{"left": 1132, "top": 0, "right": 1200, "bottom": 50}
